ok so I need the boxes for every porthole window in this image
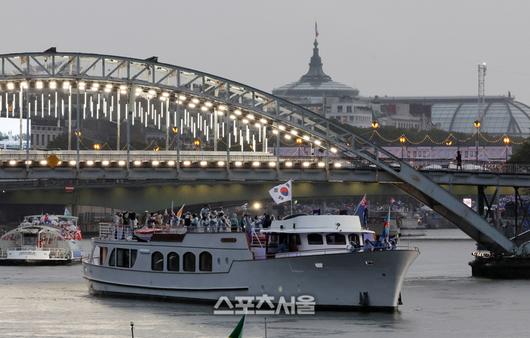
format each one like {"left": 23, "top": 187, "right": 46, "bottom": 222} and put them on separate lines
{"left": 151, "top": 251, "right": 164, "bottom": 271}
{"left": 167, "top": 252, "right": 179, "bottom": 271}
{"left": 183, "top": 252, "right": 196, "bottom": 272}
{"left": 307, "top": 233, "right": 323, "bottom": 245}
{"left": 199, "top": 251, "right": 212, "bottom": 272}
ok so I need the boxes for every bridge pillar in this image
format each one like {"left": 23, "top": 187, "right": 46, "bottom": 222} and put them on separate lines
{"left": 477, "top": 185, "right": 485, "bottom": 217}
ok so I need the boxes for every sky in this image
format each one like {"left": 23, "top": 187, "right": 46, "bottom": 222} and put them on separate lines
{"left": 2, "top": 0, "right": 530, "bottom": 104}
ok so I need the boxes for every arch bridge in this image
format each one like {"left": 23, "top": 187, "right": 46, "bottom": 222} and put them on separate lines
{"left": 0, "top": 50, "right": 523, "bottom": 254}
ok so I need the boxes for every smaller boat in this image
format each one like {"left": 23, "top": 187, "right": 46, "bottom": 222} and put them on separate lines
{"left": 0, "top": 214, "right": 83, "bottom": 264}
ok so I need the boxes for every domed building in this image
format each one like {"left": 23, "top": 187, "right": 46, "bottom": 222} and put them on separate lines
{"left": 273, "top": 38, "right": 368, "bottom": 123}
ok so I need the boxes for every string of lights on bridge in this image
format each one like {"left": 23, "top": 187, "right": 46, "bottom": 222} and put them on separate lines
{"left": 0, "top": 79, "right": 338, "bottom": 155}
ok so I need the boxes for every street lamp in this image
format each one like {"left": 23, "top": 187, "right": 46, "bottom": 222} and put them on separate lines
{"left": 371, "top": 120, "right": 380, "bottom": 130}
{"left": 399, "top": 135, "right": 406, "bottom": 160}
{"left": 93, "top": 143, "right": 101, "bottom": 151}
{"left": 503, "top": 135, "right": 511, "bottom": 162}
{"left": 474, "top": 120, "right": 481, "bottom": 164}
{"left": 193, "top": 138, "right": 201, "bottom": 150}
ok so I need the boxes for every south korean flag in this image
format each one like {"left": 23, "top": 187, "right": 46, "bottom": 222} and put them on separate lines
{"left": 269, "top": 180, "right": 292, "bottom": 204}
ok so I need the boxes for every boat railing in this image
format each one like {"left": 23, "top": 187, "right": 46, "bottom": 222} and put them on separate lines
{"left": 98, "top": 223, "right": 134, "bottom": 240}
{"left": 0, "top": 247, "right": 70, "bottom": 259}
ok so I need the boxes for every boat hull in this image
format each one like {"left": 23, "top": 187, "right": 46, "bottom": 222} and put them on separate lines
{"left": 84, "top": 249, "right": 418, "bottom": 311}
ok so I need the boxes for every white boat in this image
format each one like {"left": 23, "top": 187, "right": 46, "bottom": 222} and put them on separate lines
{"left": 83, "top": 214, "right": 419, "bottom": 311}
{"left": 0, "top": 214, "right": 83, "bottom": 264}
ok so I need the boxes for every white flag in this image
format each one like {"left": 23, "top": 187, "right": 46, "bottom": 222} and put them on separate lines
{"left": 268, "top": 180, "right": 292, "bottom": 204}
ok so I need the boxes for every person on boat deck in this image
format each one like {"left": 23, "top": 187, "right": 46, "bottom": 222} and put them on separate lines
{"left": 191, "top": 213, "right": 199, "bottom": 227}
{"left": 163, "top": 209, "right": 170, "bottom": 225}
{"left": 200, "top": 205, "right": 209, "bottom": 221}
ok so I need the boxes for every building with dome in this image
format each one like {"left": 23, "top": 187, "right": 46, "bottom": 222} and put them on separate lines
{"left": 273, "top": 34, "right": 530, "bottom": 137}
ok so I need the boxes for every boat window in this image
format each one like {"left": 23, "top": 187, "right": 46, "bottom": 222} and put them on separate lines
{"left": 22, "top": 233, "right": 37, "bottom": 246}
{"left": 108, "top": 248, "right": 116, "bottom": 266}
{"left": 130, "top": 249, "right": 137, "bottom": 267}
{"left": 99, "top": 247, "right": 108, "bottom": 266}
{"left": 116, "top": 248, "right": 130, "bottom": 268}
{"left": 199, "top": 252, "right": 213, "bottom": 272}
{"left": 151, "top": 251, "right": 164, "bottom": 271}
{"left": 349, "top": 234, "right": 361, "bottom": 247}
{"left": 183, "top": 252, "right": 196, "bottom": 272}
{"left": 167, "top": 252, "right": 180, "bottom": 271}
{"left": 307, "top": 233, "right": 323, "bottom": 245}
{"left": 326, "top": 233, "right": 346, "bottom": 245}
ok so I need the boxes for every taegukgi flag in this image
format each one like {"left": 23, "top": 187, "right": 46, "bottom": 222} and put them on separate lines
{"left": 269, "top": 180, "right": 292, "bottom": 204}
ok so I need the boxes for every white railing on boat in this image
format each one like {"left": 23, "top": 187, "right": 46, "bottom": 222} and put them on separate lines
{"left": 98, "top": 223, "right": 244, "bottom": 240}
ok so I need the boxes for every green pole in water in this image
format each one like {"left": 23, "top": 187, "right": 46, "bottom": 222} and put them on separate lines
{"left": 228, "top": 315, "right": 245, "bottom": 338}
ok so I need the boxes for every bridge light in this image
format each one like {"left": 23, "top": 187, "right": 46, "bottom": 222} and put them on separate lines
{"left": 62, "top": 81, "right": 71, "bottom": 90}
{"left": 172, "top": 126, "right": 179, "bottom": 134}
{"left": 101, "top": 160, "right": 110, "bottom": 166}
{"left": 93, "top": 143, "right": 101, "bottom": 150}
{"left": 234, "top": 109, "right": 242, "bottom": 116}
{"left": 178, "top": 94, "right": 187, "bottom": 101}
{"left": 200, "top": 106, "right": 208, "bottom": 112}
{"left": 285, "top": 161, "right": 293, "bottom": 168}
{"left": 278, "top": 125, "right": 286, "bottom": 131}
{"left": 78, "top": 81, "right": 86, "bottom": 91}
{"left": 117, "top": 160, "right": 125, "bottom": 167}
{"left": 86, "top": 160, "right": 94, "bottom": 166}
{"left": 302, "top": 135, "right": 310, "bottom": 141}
{"left": 133, "top": 160, "right": 142, "bottom": 167}
{"left": 252, "top": 161, "right": 260, "bottom": 167}
{"left": 120, "top": 84, "right": 128, "bottom": 91}
{"left": 188, "top": 102, "right": 196, "bottom": 109}
{"left": 39, "top": 160, "right": 48, "bottom": 166}
{"left": 7, "top": 82, "right": 15, "bottom": 90}
{"left": 192, "top": 98, "right": 200, "bottom": 104}
{"left": 104, "top": 86, "right": 112, "bottom": 93}
{"left": 216, "top": 110, "right": 224, "bottom": 116}
{"left": 330, "top": 147, "right": 338, "bottom": 153}
{"left": 252, "top": 201, "right": 262, "bottom": 210}
{"left": 217, "top": 161, "right": 225, "bottom": 167}
{"left": 268, "top": 161, "right": 276, "bottom": 168}
{"left": 314, "top": 140, "right": 322, "bottom": 146}
{"left": 473, "top": 120, "right": 481, "bottom": 129}
{"left": 242, "top": 118, "right": 249, "bottom": 124}
{"left": 20, "top": 81, "right": 29, "bottom": 89}
{"left": 148, "top": 89, "right": 156, "bottom": 97}
{"left": 234, "top": 161, "right": 243, "bottom": 167}
{"left": 36, "top": 81, "right": 44, "bottom": 90}
{"left": 295, "top": 138, "right": 303, "bottom": 145}
{"left": 200, "top": 160, "right": 208, "bottom": 167}
{"left": 152, "top": 160, "right": 160, "bottom": 167}
{"left": 254, "top": 123, "right": 261, "bottom": 129}
{"left": 162, "top": 92, "right": 170, "bottom": 98}
{"left": 503, "top": 136, "right": 511, "bottom": 145}
{"left": 24, "top": 160, "right": 32, "bottom": 165}
{"left": 153, "top": 146, "right": 160, "bottom": 152}
{"left": 260, "top": 118, "right": 267, "bottom": 124}
{"left": 272, "top": 129, "right": 279, "bottom": 135}
{"left": 218, "top": 105, "right": 227, "bottom": 111}
{"left": 399, "top": 135, "right": 406, "bottom": 144}
{"left": 284, "top": 134, "right": 292, "bottom": 140}
{"left": 135, "top": 87, "right": 142, "bottom": 96}
{"left": 91, "top": 82, "right": 100, "bottom": 90}
{"left": 183, "top": 160, "right": 191, "bottom": 167}
{"left": 49, "top": 81, "right": 57, "bottom": 90}
{"left": 445, "top": 140, "right": 453, "bottom": 146}
{"left": 193, "top": 139, "right": 201, "bottom": 147}
{"left": 302, "top": 161, "right": 310, "bottom": 168}
{"left": 205, "top": 101, "right": 213, "bottom": 108}
{"left": 69, "top": 160, "right": 76, "bottom": 166}
{"left": 371, "top": 120, "right": 380, "bottom": 129}
{"left": 229, "top": 114, "right": 236, "bottom": 120}
{"left": 290, "top": 130, "right": 298, "bottom": 136}
{"left": 74, "top": 130, "right": 82, "bottom": 137}
{"left": 317, "top": 161, "right": 325, "bottom": 168}
{"left": 247, "top": 114, "right": 255, "bottom": 120}
{"left": 167, "top": 160, "right": 176, "bottom": 166}
{"left": 333, "top": 162, "right": 342, "bottom": 168}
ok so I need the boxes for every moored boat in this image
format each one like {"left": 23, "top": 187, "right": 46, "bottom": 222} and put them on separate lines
{"left": 0, "top": 214, "right": 83, "bottom": 264}
{"left": 83, "top": 214, "right": 419, "bottom": 311}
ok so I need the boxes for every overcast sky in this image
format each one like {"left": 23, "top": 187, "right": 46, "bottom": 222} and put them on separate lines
{"left": 2, "top": 0, "right": 530, "bottom": 103}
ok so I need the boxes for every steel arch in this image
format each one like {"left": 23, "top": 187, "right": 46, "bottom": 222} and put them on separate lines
{"left": 0, "top": 50, "right": 518, "bottom": 254}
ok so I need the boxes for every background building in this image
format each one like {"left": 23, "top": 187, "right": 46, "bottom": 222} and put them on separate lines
{"left": 273, "top": 35, "right": 530, "bottom": 137}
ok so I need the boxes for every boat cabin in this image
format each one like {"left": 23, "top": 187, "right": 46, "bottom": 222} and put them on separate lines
{"left": 261, "top": 214, "right": 375, "bottom": 258}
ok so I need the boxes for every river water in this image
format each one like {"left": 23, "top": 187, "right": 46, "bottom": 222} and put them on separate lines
{"left": 0, "top": 230, "right": 528, "bottom": 338}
